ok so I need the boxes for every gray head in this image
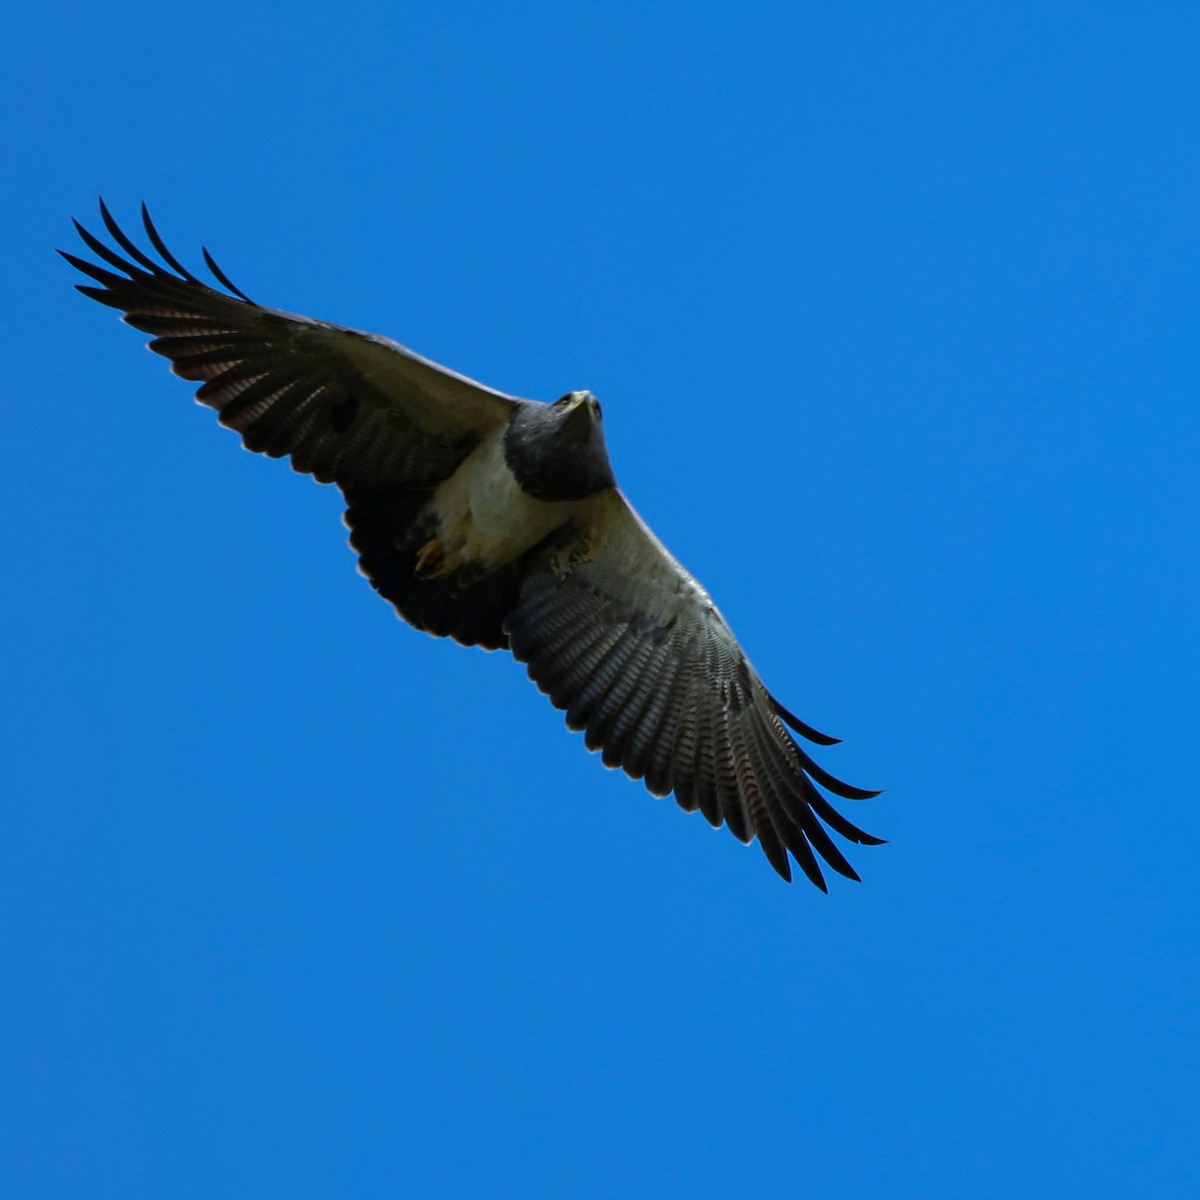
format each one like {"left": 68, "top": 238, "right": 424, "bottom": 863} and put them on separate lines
{"left": 504, "top": 391, "right": 615, "bottom": 502}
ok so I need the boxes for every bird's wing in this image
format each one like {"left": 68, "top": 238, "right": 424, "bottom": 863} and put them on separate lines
{"left": 503, "top": 490, "right": 883, "bottom": 887}
{"left": 62, "top": 202, "right": 518, "bottom": 488}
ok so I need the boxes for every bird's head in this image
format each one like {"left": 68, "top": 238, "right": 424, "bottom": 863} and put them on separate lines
{"left": 554, "top": 390, "right": 604, "bottom": 440}
{"left": 504, "top": 391, "right": 615, "bottom": 501}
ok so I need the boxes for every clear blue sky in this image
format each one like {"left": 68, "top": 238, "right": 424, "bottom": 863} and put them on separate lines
{"left": 3, "top": 3, "right": 1198, "bottom": 1197}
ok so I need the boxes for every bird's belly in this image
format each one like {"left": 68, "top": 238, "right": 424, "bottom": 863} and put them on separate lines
{"left": 430, "top": 435, "right": 578, "bottom": 576}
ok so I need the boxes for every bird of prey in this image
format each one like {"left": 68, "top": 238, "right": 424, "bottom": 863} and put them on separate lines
{"left": 62, "top": 201, "right": 883, "bottom": 889}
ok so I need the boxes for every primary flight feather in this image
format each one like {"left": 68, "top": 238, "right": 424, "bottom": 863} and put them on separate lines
{"left": 63, "top": 201, "right": 883, "bottom": 888}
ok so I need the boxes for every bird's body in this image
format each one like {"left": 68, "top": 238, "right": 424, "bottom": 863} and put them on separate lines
{"left": 63, "top": 202, "right": 884, "bottom": 888}
{"left": 426, "top": 425, "right": 583, "bottom": 578}
{"left": 424, "top": 391, "right": 612, "bottom": 581}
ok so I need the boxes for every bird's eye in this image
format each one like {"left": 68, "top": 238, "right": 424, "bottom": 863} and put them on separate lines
{"left": 554, "top": 393, "right": 574, "bottom": 406}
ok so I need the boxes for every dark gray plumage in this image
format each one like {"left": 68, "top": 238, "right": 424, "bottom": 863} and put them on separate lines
{"left": 62, "top": 201, "right": 884, "bottom": 888}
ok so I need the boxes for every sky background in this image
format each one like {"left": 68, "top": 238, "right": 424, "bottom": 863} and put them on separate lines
{"left": 2, "top": 3, "right": 1198, "bottom": 1197}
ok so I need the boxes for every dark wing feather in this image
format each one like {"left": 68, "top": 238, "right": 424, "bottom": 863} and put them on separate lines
{"left": 62, "top": 201, "right": 518, "bottom": 489}
{"left": 339, "top": 485, "right": 522, "bottom": 651}
{"left": 503, "top": 491, "right": 882, "bottom": 887}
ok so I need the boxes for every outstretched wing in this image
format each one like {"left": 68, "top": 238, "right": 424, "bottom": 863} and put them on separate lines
{"left": 503, "top": 491, "right": 883, "bottom": 888}
{"left": 62, "top": 201, "right": 517, "bottom": 488}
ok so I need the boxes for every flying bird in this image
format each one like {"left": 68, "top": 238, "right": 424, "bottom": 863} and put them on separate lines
{"left": 62, "top": 201, "right": 883, "bottom": 889}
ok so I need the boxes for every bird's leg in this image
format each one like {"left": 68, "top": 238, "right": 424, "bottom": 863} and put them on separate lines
{"left": 415, "top": 537, "right": 450, "bottom": 579}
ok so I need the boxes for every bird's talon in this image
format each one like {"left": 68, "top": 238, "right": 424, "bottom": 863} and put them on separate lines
{"left": 415, "top": 538, "right": 445, "bottom": 577}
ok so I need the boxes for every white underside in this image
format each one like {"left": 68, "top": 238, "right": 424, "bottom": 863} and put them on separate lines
{"left": 428, "top": 432, "right": 584, "bottom": 575}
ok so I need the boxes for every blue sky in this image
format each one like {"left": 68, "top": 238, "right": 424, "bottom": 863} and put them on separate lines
{"left": 3, "top": 3, "right": 1198, "bottom": 1196}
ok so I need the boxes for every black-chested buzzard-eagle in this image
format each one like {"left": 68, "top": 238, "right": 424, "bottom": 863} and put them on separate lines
{"left": 62, "top": 202, "right": 883, "bottom": 888}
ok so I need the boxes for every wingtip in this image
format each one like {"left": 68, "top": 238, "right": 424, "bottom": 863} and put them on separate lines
{"left": 850, "top": 786, "right": 885, "bottom": 801}
{"left": 770, "top": 696, "right": 842, "bottom": 746}
{"left": 785, "top": 855, "right": 828, "bottom": 891}
{"left": 201, "top": 242, "right": 256, "bottom": 304}
{"left": 149, "top": 204, "right": 207, "bottom": 283}
{"left": 786, "top": 840, "right": 829, "bottom": 891}
{"left": 796, "top": 746, "right": 885, "bottom": 802}
{"left": 58, "top": 249, "right": 91, "bottom": 272}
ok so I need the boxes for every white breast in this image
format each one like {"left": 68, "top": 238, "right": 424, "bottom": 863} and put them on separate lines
{"left": 430, "top": 432, "right": 582, "bottom": 574}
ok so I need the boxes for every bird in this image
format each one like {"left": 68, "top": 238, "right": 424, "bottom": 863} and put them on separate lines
{"left": 62, "top": 200, "right": 884, "bottom": 889}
